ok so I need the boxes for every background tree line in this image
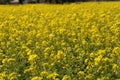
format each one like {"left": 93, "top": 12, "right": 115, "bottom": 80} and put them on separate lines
{"left": 0, "top": 0, "right": 120, "bottom": 4}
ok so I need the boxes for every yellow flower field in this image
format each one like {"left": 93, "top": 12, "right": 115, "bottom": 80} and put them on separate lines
{"left": 0, "top": 2, "right": 120, "bottom": 80}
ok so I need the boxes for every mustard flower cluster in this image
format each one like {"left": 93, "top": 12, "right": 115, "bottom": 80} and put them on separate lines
{"left": 0, "top": 2, "right": 120, "bottom": 80}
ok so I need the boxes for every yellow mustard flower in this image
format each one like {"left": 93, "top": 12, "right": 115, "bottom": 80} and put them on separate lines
{"left": 31, "top": 76, "right": 42, "bottom": 80}
{"left": 62, "top": 75, "right": 71, "bottom": 80}
{"left": 28, "top": 54, "right": 39, "bottom": 62}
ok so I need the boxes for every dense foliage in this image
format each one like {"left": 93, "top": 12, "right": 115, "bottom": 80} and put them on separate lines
{"left": 0, "top": 2, "right": 120, "bottom": 80}
{"left": 0, "top": 0, "right": 120, "bottom": 4}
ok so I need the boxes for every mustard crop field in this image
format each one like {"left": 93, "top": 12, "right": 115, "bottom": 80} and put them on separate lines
{"left": 0, "top": 2, "right": 120, "bottom": 80}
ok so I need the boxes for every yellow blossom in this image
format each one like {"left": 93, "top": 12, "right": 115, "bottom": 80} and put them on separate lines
{"left": 78, "top": 71, "right": 84, "bottom": 77}
{"left": 112, "top": 64, "right": 118, "bottom": 72}
{"left": 62, "top": 75, "right": 71, "bottom": 80}
{"left": 31, "top": 76, "right": 42, "bottom": 80}
{"left": 28, "top": 54, "right": 38, "bottom": 62}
